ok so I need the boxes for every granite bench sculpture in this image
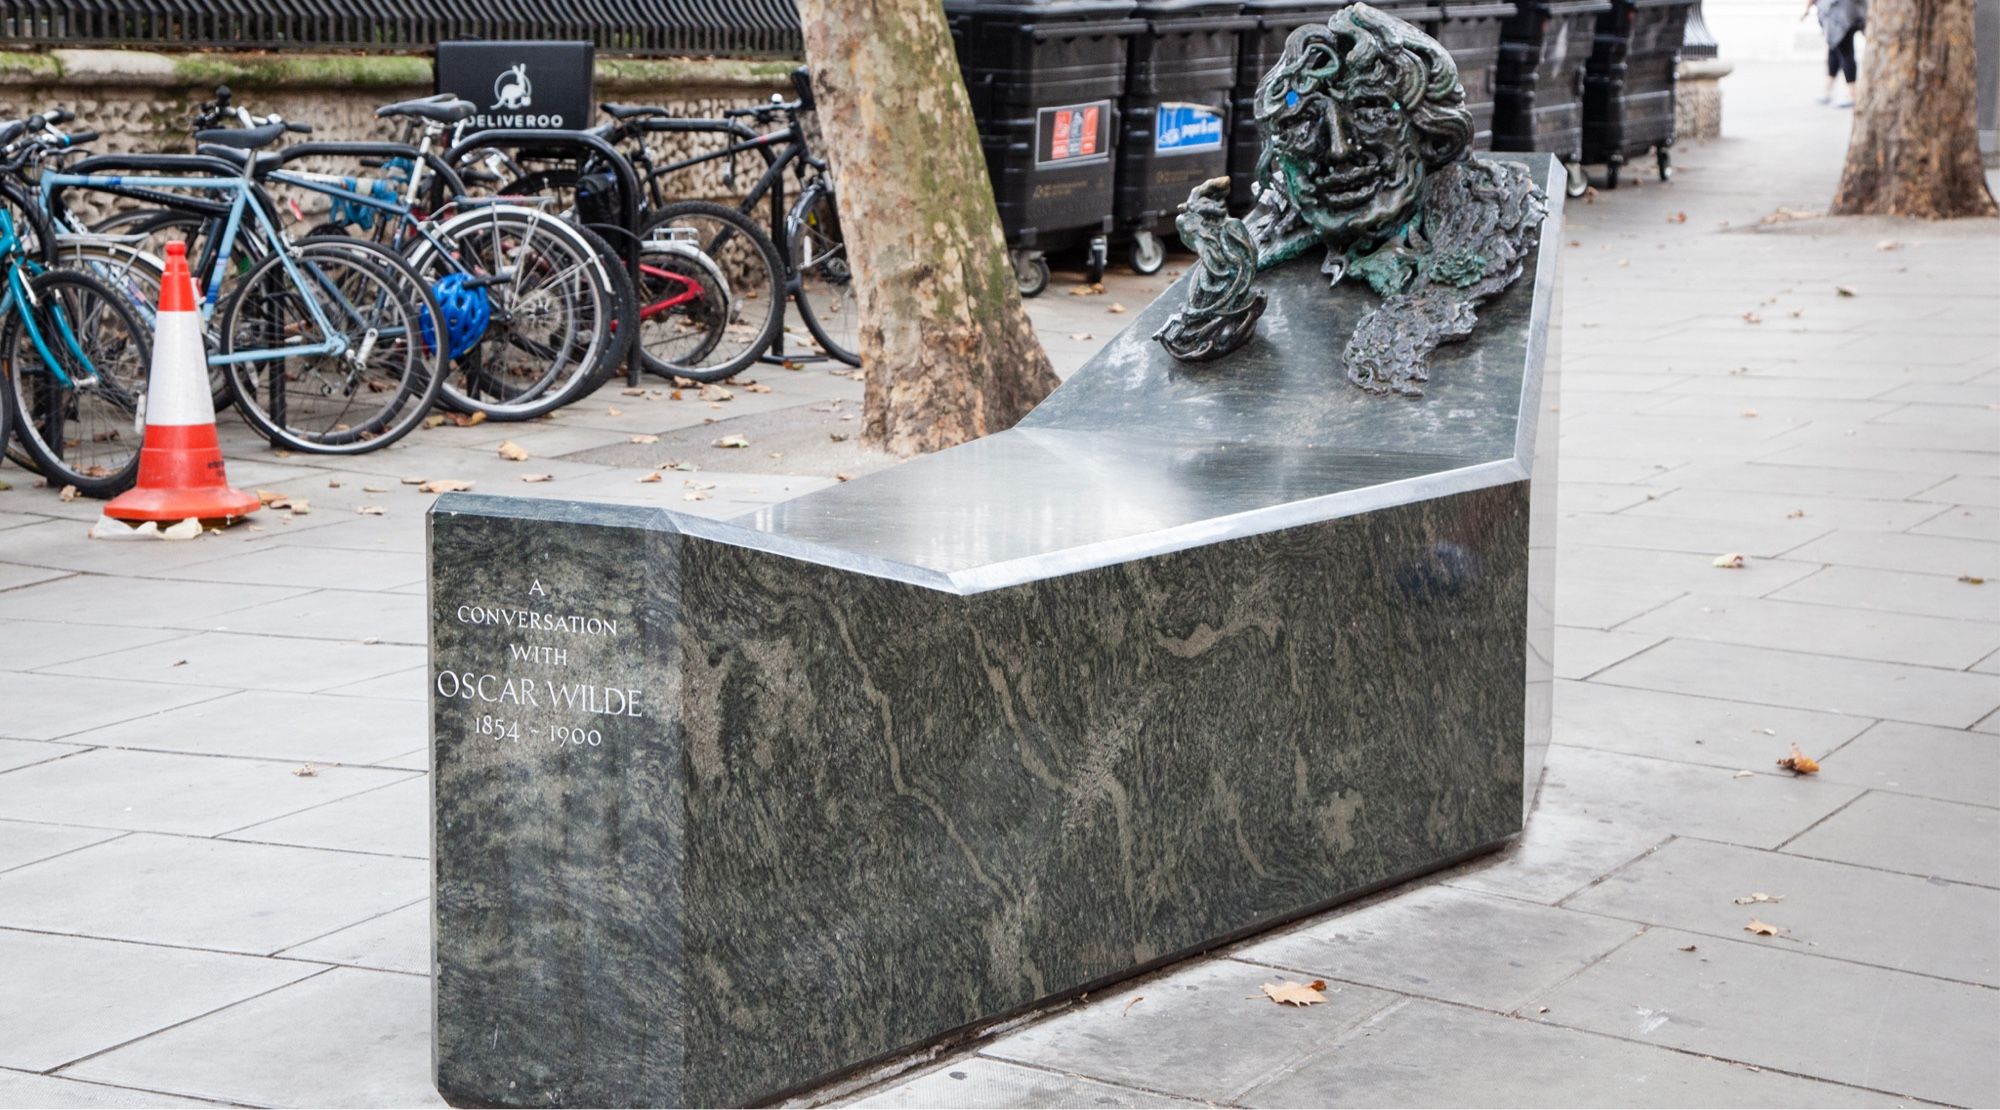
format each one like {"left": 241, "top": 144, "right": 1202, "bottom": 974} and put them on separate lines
{"left": 428, "top": 6, "right": 1561, "bottom": 1105}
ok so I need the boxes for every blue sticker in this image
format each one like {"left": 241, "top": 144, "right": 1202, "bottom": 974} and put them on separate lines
{"left": 1285, "top": 89, "right": 1300, "bottom": 109}
{"left": 1155, "top": 103, "right": 1226, "bottom": 155}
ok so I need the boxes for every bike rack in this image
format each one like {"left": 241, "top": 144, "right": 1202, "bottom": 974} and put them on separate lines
{"left": 440, "top": 128, "right": 645, "bottom": 386}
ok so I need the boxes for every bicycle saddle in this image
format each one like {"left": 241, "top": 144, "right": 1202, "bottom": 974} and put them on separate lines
{"left": 378, "top": 95, "right": 477, "bottom": 124}
{"left": 193, "top": 121, "right": 289, "bottom": 150}
{"left": 0, "top": 121, "right": 24, "bottom": 146}
{"left": 601, "top": 103, "right": 671, "bottom": 121}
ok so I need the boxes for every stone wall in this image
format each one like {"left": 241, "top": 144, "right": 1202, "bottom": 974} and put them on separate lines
{"left": 1675, "top": 59, "right": 1732, "bottom": 142}
{"left": 0, "top": 48, "right": 798, "bottom": 222}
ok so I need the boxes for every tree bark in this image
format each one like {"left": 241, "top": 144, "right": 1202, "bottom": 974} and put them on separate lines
{"left": 1829, "top": 0, "right": 1998, "bottom": 218}
{"left": 797, "top": 0, "right": 1061, "bottom": 457}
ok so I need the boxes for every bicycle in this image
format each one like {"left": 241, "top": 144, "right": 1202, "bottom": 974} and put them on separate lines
{"left": 36, "top": 113, "right": 447, "bottom": 455}
{"left": 0, "top": 114, "right": 153, "bottom": 496}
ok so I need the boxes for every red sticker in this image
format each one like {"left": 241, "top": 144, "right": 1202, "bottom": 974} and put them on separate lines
{"left": 1080, "top": 106, "right": 1099, "bottom": 156}
{"left": 1052, "top": 110, "right": 1071, "bottom": 159}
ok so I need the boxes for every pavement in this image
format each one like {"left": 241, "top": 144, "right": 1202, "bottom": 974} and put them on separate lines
{"left": 2, "top": 33, "right": 1997, "bottom": 1110}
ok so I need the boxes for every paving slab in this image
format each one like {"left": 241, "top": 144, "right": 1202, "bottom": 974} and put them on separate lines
{"left": 0, "top": 738, "right": 85, "bottom": 773}
{"left": 1783, "top": 791, "right": 2000, "bottom": 887}
{"left": 0, "top": 619, "right": 191, "bottom": 670}
{"left": 1909, "top": 475, "right": 2000, "bottom": 507}
{"left": 1617, "top": 594, "right": 2000, "bottom": 669}
{"left": 0, "top": 1070, "right": 223, "bottom": 1109}
{"left": 0, "top": 928, "right": 321, "bottom": 1072}
{"left": 58, "top": 690, "right": 425, "bottom": 767}
{"left": 0, "top": 574, "right": 308, "bottom": 629}
{"left": 1590, "top": 640, "right": 2000, "bottom": 728}
{"left": 0, "top": 820, "right": 122, "bottom": 874}
{"left": 1239, "top": 885, "right": 1640, "bottom": 1012}
{"left": 321, "top": 665, "right": 426, "bottom": 701}
{"left": 1558, "top": 511, "right": 1832, "bottom": 560}
{"left": 1239, "top": 997, "right": 1900, "bottom": 1109}
{"left": 64, "top": 967, "right": 445, "bottom": 1109}
{"left": 1909, "top": 504, "right": 1999, "bottom": 540}
{"left": 228, "top": 775, "right": 428, "bottom": 857}
{"left": 1785, "top": 529, "right": 2000, "bottom": 579}
{"left": 1528, "top": 927, "right": 2000, "bottom": 1107}
{"left": 1566, "top": 837, "right": 1999, "bottom": 985}
{"left": 165, "top": 544, "right": 427, "bottom": 592}
{"left": 1814, "top": 720, "right": 2000, "bottom": 807}
{"left": 38, "top": 631, "right": 424, "bottom": 695}
{"left": 0, "top": 833, "right": 426, "bottom": 954}
{"left": 1444, "top": 810, "right": 1665, "bottom": 906}
{"left": 981, "top": 958, "right": 1396, "bottom": 1104}
{"left": 0, "top": 520, "right": 276, "bottom": 577}
{"left": 1553, "top": 627, "right": 1664, "bottom": 680}
{"left": 1633, "top": 461, "right": 1945, "bottom": 501}
{"left": 0, "top": 673, "right": 230, "bottom": 742}
{"left": 277, "top": 899, "right": 429, "bottom": 976}
{"left": 0, "top": 561, "right": 73, "bottom": 592}
{"left": 193, "top": 588, "right": 426, "bottom": 645}
{"left": 1536, "top": 746, "right": 1863, "bottom": 850}
{"left": 0, "top": 749, "right": 414, "bottom": 836}
{"left": 1769, "top": 564, "right": 2000, "bottom": 622}
{"left": 1553, "top": 679, "right": 1871, "bottom": 769}
{"left": 1761, "top": 444, "right": 2000, "bottom": 478}
{"left": 1624, "top": 489, "right": 1945, "bottom": 534}
{"left": 850, "top": 1059, "right": 1196, "bottom": 1109}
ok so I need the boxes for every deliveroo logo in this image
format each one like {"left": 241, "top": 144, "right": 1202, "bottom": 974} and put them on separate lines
{"left": 1156, "top": 103, "right": 1224, "bottom": 155}
{"left": 491, "top": 63, "right": 533, "bottom": 111}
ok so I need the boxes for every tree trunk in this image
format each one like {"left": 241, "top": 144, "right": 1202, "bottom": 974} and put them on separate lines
{"left": 797, "top": 0, "right": 1060, "bottom": 456}
{"left": 1830, "top": 0, "right": 1998, "bottom": 218}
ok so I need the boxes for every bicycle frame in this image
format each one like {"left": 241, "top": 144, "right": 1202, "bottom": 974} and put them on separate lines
{"left": 0, "top": 205, "right": 97, "bottom": 388}
{"left": 38, "top": 166, "right": 348, "bottom": 367}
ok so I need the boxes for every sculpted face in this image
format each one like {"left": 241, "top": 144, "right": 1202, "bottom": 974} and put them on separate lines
{"left": 1263, "top": 36, "right": 1425, "bottom": 242}
{"left": 1253, "top": 6, "right": 1473, "bottom": 254}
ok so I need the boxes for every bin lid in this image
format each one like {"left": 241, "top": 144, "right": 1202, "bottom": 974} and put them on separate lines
{"left": 1440, "top": 1, "right": 1518, "bottom": 17}
{"left": 1131, "top": 0, "right": 1247, "bottom": 13}
{"left": 943, "top": 0, "right": 1139, "bottom": 16}
{"left": 1239, "top": 0, "right": 1349, "bottom": 10}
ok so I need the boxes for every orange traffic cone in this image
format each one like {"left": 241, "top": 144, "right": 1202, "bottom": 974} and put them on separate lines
{"left": 105, "top": 241, "right": 260, "bottom": 524}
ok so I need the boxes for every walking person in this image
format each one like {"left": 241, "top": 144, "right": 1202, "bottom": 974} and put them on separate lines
{"left": 1804, "top": 0, "right": 1867, "bottom": 107}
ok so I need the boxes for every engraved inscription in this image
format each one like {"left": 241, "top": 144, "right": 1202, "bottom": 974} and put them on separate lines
{"left": 436, "top": 576, "right": 643, "bottom": 750}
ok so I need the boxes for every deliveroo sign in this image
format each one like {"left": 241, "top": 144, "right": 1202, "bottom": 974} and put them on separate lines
{"left": 1155, "top": 102, "right": 1224, "bottom": 155}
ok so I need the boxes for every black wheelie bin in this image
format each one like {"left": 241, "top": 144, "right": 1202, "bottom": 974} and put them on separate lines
{"left": 1581, "top": 0, "right": 1696, "bottom": 187}
{"left": 1114, "top": 0, "right": 1255, "bottom": 273}
{"left": 1437, "top": 1, "right": 1519, "bottom": 149}
{"left": 948, "top": 0, "right": 1145, "bottom": 296}
{"left": 1494, "top": 0, "right": 1611, "bottom": 196}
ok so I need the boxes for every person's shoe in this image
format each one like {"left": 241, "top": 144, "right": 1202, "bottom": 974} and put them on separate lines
{"left": 1817, "top": 94, "right": 1832, "bottom": 105}
{"left": 1836, "top": 97, "right": 1855, "bottom": 108}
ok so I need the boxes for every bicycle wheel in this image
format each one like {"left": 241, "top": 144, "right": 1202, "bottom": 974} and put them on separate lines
{"left": 635, "top": 238, "right": 730, "bottom": 374}
{"left": 637, "top": 201, "right": 782, "bottom": 383}
{"left": 787, "top": 182, "right": 860, "bottom": 367}
{"left": 217, "top": 237, "right": 445, "bottom": 454}
{"left": 2, "top": 268, "right": 150, "bottom": 497}
{"left": 407, "top": 205, "right": 633, "bottom": 420}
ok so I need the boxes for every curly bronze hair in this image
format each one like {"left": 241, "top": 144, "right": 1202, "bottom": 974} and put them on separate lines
{"left": 1253, "top": 3, "right": 1474, "bottom": 174}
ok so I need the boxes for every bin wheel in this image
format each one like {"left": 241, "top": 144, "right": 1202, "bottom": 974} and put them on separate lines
{"left": 1086, "top": 235, "right": 1109, "bottom": 284}
{"left": 1564, "top": 161, "right": 1588, "bottom": 199}
{"left": 1656, "top": 147, "right": 1673, "bottom": 182}
{"left": 1604, "top": 162, "right": 1621, "bottom": 191}
{"left": 1015, "top": 253, "right": 1050, "bottom": 299}
{"left": 1128, "top": 231, "right": 1166, "bottom": 275}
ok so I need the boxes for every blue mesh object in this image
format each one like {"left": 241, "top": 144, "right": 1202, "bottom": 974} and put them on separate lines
{"left": 420, "top": 273, "right": 493, "bottom": 360}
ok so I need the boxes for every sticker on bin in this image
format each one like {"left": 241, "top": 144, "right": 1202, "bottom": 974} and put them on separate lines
{"left": 1155, "top": 103, "right": 1224, "bottom": 155}
{"left": 1036, "top": 101, "right": 1112, "bottom": 167}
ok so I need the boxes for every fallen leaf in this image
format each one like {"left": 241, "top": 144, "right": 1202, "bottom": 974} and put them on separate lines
{"left": 419, "top": 479, "right": 474, "bottom": 494}
{"left": 520, "top": 473, "right": 554, "bottom": 483}
{"left": 670, "top": 389, "right": 683, "bottom": 401}
{"left": 1678, "top": 944, "right": 1698, "bottom": 952}
{"left": 287, "top": 499, "right": 311, "bottom": 515}
{"left": 744, "top": 382, "right": 773, "bottom": 394}
{"left": 1067, "top": 282, "right": 1105, "bottom": 296}
{"left": 1670, "top": 211, "right": 1687, "bottom": 223}
{"left": 400, "top": 477, "right": 425, "bottom": 485}
{"left": 1108, "top": 302, "right": 1127, "bottom": 314}
{"left": 1754, "top": 728, "right": 1777, "bottom": 736}
{"left": 1261, "top": 981, "right": 1327, "bottom": 1007}
{"left": 1121, "top": 995, "right": 1145, "bottom": 1016}
{"left": 630, "top": 434, "right": 660, "bottom": 444}
{"left": 682, "top": 489, "right": 711, "bottom": 501}
{"left": 58, "top": 485, "right": 80, "bottom": 501}
{"left": 1733, "top": 769, "right": 1756, "bottom": 778}
{"left": 699, "top": 384, "right": 734, "bottom": 402}
{"left": 358, "top": 506, "right": 386, "bottom": 515}
{"left": 1960, "top": 574, "right": 1986, "bottom": 585}
{"left": 1713, "top": 552, "right": 1746, "bottom": 569}
{"left": 1835, "top": 285, "right": 1856, "bottom": 297}
{"left": 292, "top": 763, "right": 319, "bottom": 778}
{"left": 1733, "top": 892, "right": 1783, "bottom": 906}
{"left": 830, "top": 433, "right": 849, "bottom": 443}
{"left": 1786, "top": 509, "right": 1806, "bottom": 519}
{"left": 1744, "top": 918, "right": 1785, "bottom": 937}
{"left": 255, "top": 489, "right": 286, "bottom": 505}
{"left": 444, "top": 411, "right": 487, "bottom": 428}
{"left": 1742, "top": 410, "right": 1759, "bottom": 418}
{"left": 835, "top": 472, "right": 854, "bottom": 482}
{"left": 1776, "top": 743, "right": 1820, "bottom": 775}
{"left": 607, "top": 405, "right": 623, "bottom": 416}
{"left": 362, "top": 485, "right": 387, "bottom": 493}
{"left": 1876, "top": 239, "right": 1902, "bottom": 251}
{"left": 327, "top": 479, "right": 342, "bottom": 489}
{"left": 1741, "top": 312, "right": 1762, "bottom": 325}
{"left": 497, "top": 441, "right": 530, "bottom": 461}
{"left": 637, "top": 472, "right": 663, "bottom": 483}
{"left": 714, "top": 434, "right": 750, "bottom": 449}
{"left": 421, "top": 413, "right": 448, "bottom": 429}
{"left": 1070, "top": 332, "right": 1094, "bottom": 341}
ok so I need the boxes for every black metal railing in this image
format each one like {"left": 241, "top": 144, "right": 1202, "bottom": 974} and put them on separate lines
{"left": 0, "top": 0, "right": 803, "bottom": 56}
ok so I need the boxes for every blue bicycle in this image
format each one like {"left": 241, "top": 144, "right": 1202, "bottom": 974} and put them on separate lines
{"left": 0, "top": 115, "right": 152, "bottom": 497}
